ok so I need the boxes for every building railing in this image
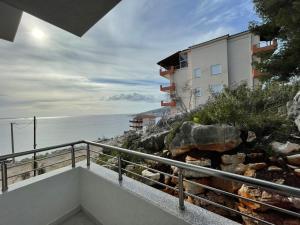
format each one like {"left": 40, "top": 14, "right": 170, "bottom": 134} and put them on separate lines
{"left": 161, "top": 100, "right": 176, "bottom": 107}
{"left": 160, "top": 83, "right": 176, "bottom": 92}
{"left": 160, "top": 66, "right": 175, "bottom": 77}
{"left": 252, "top": 39, "right": 278, "bottom": 54}
{"left": 1, "top": 140, "right": 300, "bottom": 225}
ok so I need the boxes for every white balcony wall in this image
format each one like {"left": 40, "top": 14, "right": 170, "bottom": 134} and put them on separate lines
{"left": 0, "top": 167, "right": 80, "bottom": 225}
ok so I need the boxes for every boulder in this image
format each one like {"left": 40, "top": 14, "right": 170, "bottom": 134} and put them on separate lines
{"left": 210, "top": 177, "right": 242, "bottom": 193}
{"left": 141, "top": 170, "right": 160, "bottom": 186}
{"left": 125, "top": 164, "right": 135, "bottom": 172}
{"left": 169, "top": 122, "right": 242, "bottom": 156}
{"left": 294, "top": 169, "right": 300, "bottom": 177}
{"left": 287, "top": 154, "right": 300, "bottom": 166}
{"left": 287, "top": 91, "right": 300, "bottom": 119}
{"left": 244, "top": 168, "right": 256, "bottom": 177}
{"left": 194, "top": 191, "right": 236, "bottom": 217}
{"left": 248, "top": 162, "right": 267, "bottom": 170}
{"left": 183, "top": 178, "right": 209, "bottom": 194}
{"left": 140, "top": 130, "right": 170, "bottom": 152}
{"left": 221, "top": 163, "right": 248, "bottom": 175}
{"left": 287, "top": 91, "right": 300, "bottom": 132}
{"left": 267, "top": 165, "right": 283, "bottom": 172}
{"left": 107, "top": 157, "right": 118, "bottom": 166}
{"left": 184, "top": 156, "right": 211, "bottom": 178}
{"left": 270, "top": 141, "right": 300, "bottom": 155}
{"left": 221, "top": 153, "right": 246, "bottom": 165}
{"left": 246, "top": 131, "right": 256, "bottom": 143}
{"left": 296, "top": 115, "right": 300, "bottom": 132}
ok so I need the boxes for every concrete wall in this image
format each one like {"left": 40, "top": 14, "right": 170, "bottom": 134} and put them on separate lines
{"left": 0, "top": 167, "right": 80, "bottom": 225}
{"left": 227, "top": 33, "right": 260, "bottom": 88}
{"left": 227, "top": 33, "right": 252, "bottom": 87}
{"left": 172, "top": 67, "right": 192, "bottom": 113}
{"left": 0, "top": 162, "right": 239, "bottom": 225}
{"left": 190, "top": 38, "right": 229, "bottom": 106}
{"left": 79, "top": 167, "right": 190, "bottom": 225}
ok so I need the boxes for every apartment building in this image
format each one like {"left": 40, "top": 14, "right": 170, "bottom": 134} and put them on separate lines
{"left": 158, "top": 30, "right": 277, "bottom": 114}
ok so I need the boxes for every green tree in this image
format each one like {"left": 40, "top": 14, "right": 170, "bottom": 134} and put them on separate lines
{"left": 250, "top": 0, "right": 300, "bottom": 81}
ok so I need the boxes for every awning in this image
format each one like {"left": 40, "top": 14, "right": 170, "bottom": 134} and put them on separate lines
{"left": 0, "top": 0, "right": 121, "bottom": 42}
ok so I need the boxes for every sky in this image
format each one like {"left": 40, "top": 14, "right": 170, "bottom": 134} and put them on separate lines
{"left": 0, "top": 0, "right": 258, "bottom": 118}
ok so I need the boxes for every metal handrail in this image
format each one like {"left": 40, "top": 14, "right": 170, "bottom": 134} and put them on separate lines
{"left": 1, "top": 140, "right": 300, "bottom": 225}
{"left": 85, "top": 141, "right": 300, "bottom": 198}
{"left": 1, "top": 140, "right": 299, "bottom": 197}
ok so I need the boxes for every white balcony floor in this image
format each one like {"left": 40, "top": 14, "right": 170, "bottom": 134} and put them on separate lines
{"left": 60, "top": 211, "right": 99, "bottom": 225}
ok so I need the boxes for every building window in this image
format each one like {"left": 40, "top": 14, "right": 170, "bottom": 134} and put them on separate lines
{"left": 179, "top": 52, "right": 188, "bottom": 68}
{"left": 210, "top": 84, "right": 224, "bottom": 94}
{"left": 211, "top": 64, "right": 222, "bottom": 75}
{"left": 193, "top": 68, "right": 201, "bottom": 78}
{"left": 194, "top": 88, "right": 202, "bottom": 97}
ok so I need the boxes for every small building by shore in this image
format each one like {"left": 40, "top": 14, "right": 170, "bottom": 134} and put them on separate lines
{"left": 129, "top": 114, "right": 156, "bottom": 132}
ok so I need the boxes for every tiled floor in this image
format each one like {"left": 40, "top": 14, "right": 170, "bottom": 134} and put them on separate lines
{"left": 60, "top": 212, "right": 98, "bottom": 225}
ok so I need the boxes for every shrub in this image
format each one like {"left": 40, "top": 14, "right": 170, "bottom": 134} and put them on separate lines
{"left": 190, "top": 81, "right": 299, "bottom": 139}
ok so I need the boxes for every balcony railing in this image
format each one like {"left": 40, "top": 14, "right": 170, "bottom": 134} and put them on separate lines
{"left": 160, "top": 66, "right": 175, "bottom": 78}
{"left": 130, "top": 125, "right": 143, "bottom": 129}
{"left": 1, "top": 140, "right": 300, "bottom": 225}
{"left": 129, "top": 120, "right": 143, "bottom": 123}
{"left": 160, "top": 83, "right": 176, "bottom": 92}
{"left": 161, "top": 100, "right": 176, "bottom": 107}
{"left": 252, "top": 39, "right": 277, "bottom": 54}
{"left": 252, "top": 68, "right": 267, "bottom": 78}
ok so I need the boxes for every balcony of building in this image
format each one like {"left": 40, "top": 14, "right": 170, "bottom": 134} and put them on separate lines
{"left": 252, "top": 39, "right": 278, "bottom": 54}
{"left": 129, "top": 119, "right": 143, "bottom": 123}
{"left": 0, "top": 140, "right": 299, "bottom": 225}
{"left": 159, "top": 66, "right": 176, "bottom": 79}
{"left": 161, "top": 100, "right": 176, "bottom": 107}
{"left": 252, "top": 68, "right": 268, "bottom": 78}
{"left": 160, "top": 83, "right": 176, "bottom": 92}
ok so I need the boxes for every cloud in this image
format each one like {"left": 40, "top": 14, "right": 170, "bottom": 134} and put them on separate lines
{"left": 107, "top": 93, "right": 158, "bottom": 103}
{"left": 0, "top": 0, "right": 257, "bottom": 117}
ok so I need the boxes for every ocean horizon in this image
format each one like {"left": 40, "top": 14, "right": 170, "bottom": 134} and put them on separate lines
{"left": 0, "top": 114, "right": 131, "bottom": 155}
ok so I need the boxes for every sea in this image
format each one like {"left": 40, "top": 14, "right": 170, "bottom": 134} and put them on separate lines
{"left": 0, "top": 114, "right": 131, "bottom": 155}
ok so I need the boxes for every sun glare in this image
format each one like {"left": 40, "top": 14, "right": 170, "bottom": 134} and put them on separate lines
{"left": 31, "top": 28, "right": 46, "bottom": 40}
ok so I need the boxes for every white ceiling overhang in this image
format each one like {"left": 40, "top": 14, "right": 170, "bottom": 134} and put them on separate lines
{"left": 0, "top": 0, "right": 121, "bottom": 42}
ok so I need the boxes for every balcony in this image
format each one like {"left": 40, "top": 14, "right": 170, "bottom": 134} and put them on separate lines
{"left": 252, "top": 68, "right": 267, "bottom": 78}
{"left": 161, "top": 100, "right": 176, "bottom": 107}
{"left": 0, "top": 141, "right": 241, "bottom": 225}
{"left": 160, "top": 66, "right": 175, "bottom": 78}
{"left": 129, "top": 119, "right": 142, "bottom": 123}
{"left": 160, "top": 83, "right": 176, "bottom": 92}
{"left": 130, "top": 125, "right": 143, "bottom": 129}
{"left": 0, "top": 140, "right": 299, "bottom": 225}
{"left": 252, "top": 39, "right": 277, "bottom": 54}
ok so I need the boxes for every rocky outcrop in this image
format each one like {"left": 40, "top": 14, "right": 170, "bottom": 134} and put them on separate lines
{"left": 183, "top": 178, "right": 209, "bottom": 194}
{"left": 169, "top": 122, "right": 242, "bottom": 156}
{"left": 184, "top": 155, "right": 211, "bottom": 178}
{"left": 287, "top": 154, "right": 300, "bottom": 166}
{"left": 238, "top": 184, "right": 300, "bottom": 225}
{"left": 246, "top": 131, "right": 256, "bottom": 143}
{"left": 270, "top": 141, "right": 300, "bottom": 155}
{"left": 140, "top": 130, "right": 170, "bottom": 152}
{"left": 221, "top": 153, "right": 246, "bottom": 165}
{"left": 141, "top": 170, "right": 160, "bottom": 186}
{"left": 287, "top": 91, "right": 300, "bottom": 132}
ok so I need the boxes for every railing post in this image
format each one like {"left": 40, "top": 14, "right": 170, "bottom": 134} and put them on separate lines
{"left": 86, "top": 144, "right": 90, "bottom": 167}
{"left": 118, "top": 155, "right": 122, "bottom": 181}
{"left": 33, "top": 153, "right": 37, "bottom": 176}
{"left": 71, "top": 145, "right": 75, "bottom": 168}
{"left": 178, "top": 168, "right": 185, "bottom": 210}
{"left": 1, "top": 161, "right": 8, "bottom": 192}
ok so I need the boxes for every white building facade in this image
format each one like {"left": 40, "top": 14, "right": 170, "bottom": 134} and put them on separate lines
{"left": 158, "top": 31, "right": 277, "bottom": 114}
